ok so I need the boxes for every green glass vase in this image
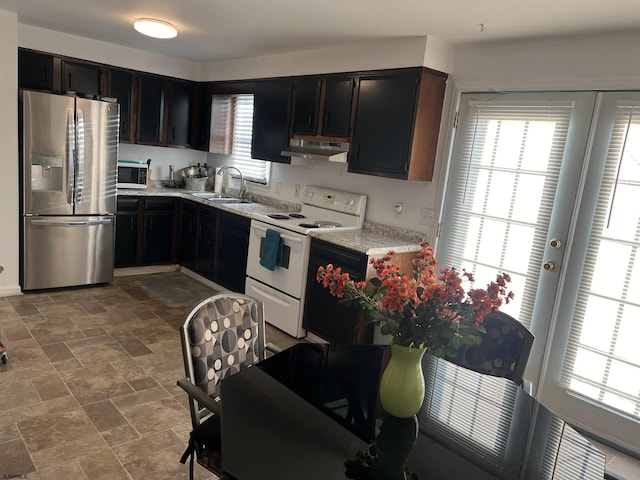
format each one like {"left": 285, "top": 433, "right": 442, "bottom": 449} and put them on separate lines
{"left": 379, "top": 344, "right": 427, "bottom": 418}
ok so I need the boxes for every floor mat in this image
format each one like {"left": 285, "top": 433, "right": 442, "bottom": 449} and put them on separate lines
{"left": 134, "top": 272, "right": 219, "bottom": 307}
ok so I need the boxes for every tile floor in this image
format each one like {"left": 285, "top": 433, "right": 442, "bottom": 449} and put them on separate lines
{"left": 0, "top": 271, "right": 301, "bottom": 480}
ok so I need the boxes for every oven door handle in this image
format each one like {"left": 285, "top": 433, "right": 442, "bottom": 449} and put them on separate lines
{"left": 247, "top": 282, "right": 293, "bottom": 307}
{"left": 252, "top": 224, "right": 303, "bottom": 244}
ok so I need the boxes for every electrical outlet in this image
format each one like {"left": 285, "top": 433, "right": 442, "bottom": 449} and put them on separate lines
{"left": 393, "top": 202, "right": 405, "bottom": 219}
{"left": 275, "top": 181, "right": 282, "bottom": 194}
{"left": 420, "top": 207, "right": 435, "bottom": 225}
{"left": 294, "top": 184, "right": 301, "bottom": 197}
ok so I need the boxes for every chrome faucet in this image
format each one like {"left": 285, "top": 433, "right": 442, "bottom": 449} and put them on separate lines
{"left": 217, "top": 166, "right": 246, "bottom": 199}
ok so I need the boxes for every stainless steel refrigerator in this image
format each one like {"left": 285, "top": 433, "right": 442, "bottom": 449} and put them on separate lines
{"left": 20, "top": 90, "right": 119, "bottom": 290}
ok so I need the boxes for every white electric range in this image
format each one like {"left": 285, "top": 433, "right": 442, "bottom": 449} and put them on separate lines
{"left": 245, "top": 186, "right": 367, "bottom": 338}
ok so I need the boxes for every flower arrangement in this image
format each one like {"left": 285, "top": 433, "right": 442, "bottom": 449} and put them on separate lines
{"left": 316, "top": 242, "right": 514, "bottom": 357}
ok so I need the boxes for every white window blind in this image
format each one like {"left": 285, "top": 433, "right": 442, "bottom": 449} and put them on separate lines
{"left": 231, "top": 94, "right": 270, "bottom": 185}
{"left": 442, "top": 102, "right": 574, "bottom": 327}
{"left": 560, "top": 102, "right": 640, "bottom": 419}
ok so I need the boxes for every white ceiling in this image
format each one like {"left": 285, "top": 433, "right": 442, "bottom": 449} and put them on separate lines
{"left": 1, "top": 0, "right": 639, "bottom": 63}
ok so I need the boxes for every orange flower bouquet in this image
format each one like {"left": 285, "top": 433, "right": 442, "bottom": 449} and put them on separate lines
{"left": 316, "top": 242, "right": 514, "bottom": 357}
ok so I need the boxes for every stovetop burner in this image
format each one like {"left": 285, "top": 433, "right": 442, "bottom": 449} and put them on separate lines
{"left": 252, "top": 186, "right": 367, "bottom": 235}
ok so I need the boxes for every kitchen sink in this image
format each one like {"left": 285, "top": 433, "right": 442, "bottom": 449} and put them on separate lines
{"left": 189, "top": 192, "right": 251, "bottom": 203}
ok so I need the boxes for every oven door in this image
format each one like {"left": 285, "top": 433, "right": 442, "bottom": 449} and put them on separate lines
{"left": 246, "top": 220, "right": 310, "bottom": 299}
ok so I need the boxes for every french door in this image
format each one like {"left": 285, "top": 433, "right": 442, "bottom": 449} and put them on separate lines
{"left": 439, "top": 91, "right": 640, "bottom": 454}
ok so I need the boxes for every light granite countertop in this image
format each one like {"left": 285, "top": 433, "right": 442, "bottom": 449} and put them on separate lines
{"left": 117, "top": 185, "right": 292, "bottom": 219}
{"left": 118, "top": 185, "right": 427, "bottom": 253}
{"left": 310, "top": 220, "right": 426, "bottom": 255}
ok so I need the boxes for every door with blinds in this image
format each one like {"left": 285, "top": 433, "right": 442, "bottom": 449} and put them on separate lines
{"left": 439, "top": 91, "right": 640, "bottom": 454}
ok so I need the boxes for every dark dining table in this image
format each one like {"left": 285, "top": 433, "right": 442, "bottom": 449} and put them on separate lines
{"left": 219, "top": 343, "right": 605, "bottom": 480}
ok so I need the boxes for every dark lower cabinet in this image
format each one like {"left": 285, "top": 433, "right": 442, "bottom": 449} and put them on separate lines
{"left": 115, "top": 196, "right": 177, "bottom": 267}
{"left": 215, "top": 212, "right": 249, "bottom": 293}
{"left": 180, "top": 201, "right": 197, "bottom": 271}
{"left": 196, "top": 207, "right": 217, "bottom": 279}
{"left": 178, "top": 201, "right": 249, "bottom": 290}
{"left": 303, "top": 239, "right": 370, "bottom": 344}
{"left": 114, "top": 198, "right": 139, "bottom": 267}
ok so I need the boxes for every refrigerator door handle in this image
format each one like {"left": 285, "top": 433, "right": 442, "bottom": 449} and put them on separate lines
{"left": 31, "top": 219, "right": 113, "bottom": 227}
{"left": 66, "top": 107, "right": 75, "bottom": 205}
{"left": 75, "top": 107, "right": 84, "bottom": 204}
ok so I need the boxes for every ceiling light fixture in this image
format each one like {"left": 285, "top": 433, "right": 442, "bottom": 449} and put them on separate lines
{"left": 134, "top": 18, "right": 177, "bottom": 39}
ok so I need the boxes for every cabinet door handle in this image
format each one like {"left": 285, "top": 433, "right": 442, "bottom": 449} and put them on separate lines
{"left": 325, "top": 112, "right": 331, "bottom": 130}
{"left": 44, "top": 66, "right": 47, "bottom": 84}
{"left": 130, "top": 217, "right": 134, "bottom": 232}
{"left": 172, "top": 127, "right": 176, "bottom": 139}
{"left": 68, "top": 72, "right": 72, "bottom": 90}
{"left": 308, "top": 111, "right": 312, "bottom": 127}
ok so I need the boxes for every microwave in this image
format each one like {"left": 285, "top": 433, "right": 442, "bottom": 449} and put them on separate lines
{"left": 117, "top": 160, "right": 148, "bottom": 189}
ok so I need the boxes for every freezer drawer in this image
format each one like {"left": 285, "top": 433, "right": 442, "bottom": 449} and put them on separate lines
{"left": 23, "top": 215, "right": 115, "bottom": 290}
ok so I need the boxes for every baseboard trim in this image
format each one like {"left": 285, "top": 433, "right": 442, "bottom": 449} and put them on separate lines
{"left": 114, "top": 265, "right": 180, "bottom": 277}
{"left": 178, "top": 267, "right": 228, "bottom": 293}
{"left": 0, "top": 285, "right": 23, "bottom": 298}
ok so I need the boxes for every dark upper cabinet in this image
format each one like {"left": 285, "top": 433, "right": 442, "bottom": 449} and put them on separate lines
{"left": 107, "top": 68, "right": 133, "bottom": 142}
{"left": 251, "top": 79, "right": 292, "bottom": 163}
{"left": 349, "top": 68, "right": 447, "bottom": 181}
{"left": 321, "top": 77, "right": 354, "bottom": 138}
{"left": 215, "top": 211, "right": 250, "bottom": 293}
{"left": 137, "top": 74, "right": 165, "bottom": 144}
{"left": 19, "top": 49, "right": 54, "bottom": 91}
{"left": 167, "top": 79, "right": 193, "bottom": 147}
{"left": 292, "top": 79, "right": 321, "bottom": 136}
{"left": 191, "top": 83, "right": 213, "bottom": 151}
{"left": 291, "top": 76, "right": 354, "bottom": 139}
{"left": 61, "top": 61, "right": 102, "bottom": 97}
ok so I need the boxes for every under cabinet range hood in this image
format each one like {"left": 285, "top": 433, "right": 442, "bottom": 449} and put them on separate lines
{"left": 281, "top": 139, "right": 349, "bottom": 163}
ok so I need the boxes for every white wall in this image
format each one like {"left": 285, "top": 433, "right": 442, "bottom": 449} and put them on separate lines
{"left": 199, "top": 36, "right": 454, "bottom": 81}
{"left": 0, "top": 11, "right": 19, "bottom": 295}
{"left": 19, "top": 24, "right": 199, "bottom": 80}
{"left": 452, "top": 30, "right": 640, "bottom": 91}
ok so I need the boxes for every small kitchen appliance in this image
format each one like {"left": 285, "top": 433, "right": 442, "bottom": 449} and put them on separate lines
{"left": 245, "top": 186, "right": 367, "bottom": 338}
{"left": 117, "top": 159, "right": 148, "bottom": 189}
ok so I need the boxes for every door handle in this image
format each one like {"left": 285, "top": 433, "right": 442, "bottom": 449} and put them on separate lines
{"left": 31, "top": 219, "right": 112, "bottom": 227}
{"left": 251, "top": 224, "right": 302, "bottom": 244}
{"left": 248, "top": 283, "right": 292, "bottom": 307}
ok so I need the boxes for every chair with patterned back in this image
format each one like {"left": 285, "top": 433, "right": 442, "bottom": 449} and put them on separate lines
{"left": 177, "top": 293, "right": 280, "bottom": 479}
{"left": 445, "top": 311, "right": 534, "bottom": 386}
